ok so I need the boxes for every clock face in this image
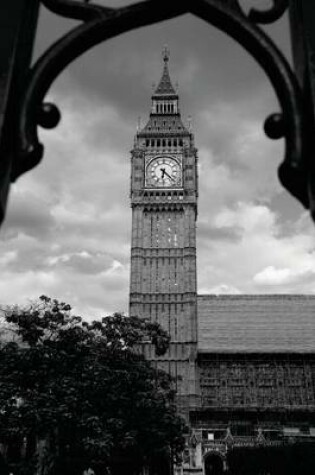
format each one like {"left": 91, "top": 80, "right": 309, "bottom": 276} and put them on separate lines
{"left": 146, "top": 157, "right": 182, "bottom": 187}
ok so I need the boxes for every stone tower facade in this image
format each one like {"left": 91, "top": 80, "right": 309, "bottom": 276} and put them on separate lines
{"left": 129, "top": 49, "right": 199, "bottom": 409}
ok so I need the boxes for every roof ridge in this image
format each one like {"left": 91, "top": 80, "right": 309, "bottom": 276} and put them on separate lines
{"left": 197, "top": 294, "right": 315, "bottom": 299}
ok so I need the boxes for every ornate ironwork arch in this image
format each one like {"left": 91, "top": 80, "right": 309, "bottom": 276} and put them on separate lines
{"left": 15, "top": 0, "right": 308, "bottom": 211}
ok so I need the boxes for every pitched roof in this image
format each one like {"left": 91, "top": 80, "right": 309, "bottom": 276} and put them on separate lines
{"left": 154, "top": 50, "right": 177, "bottom": 96}
{"left": 139, "top": 114, "right": 189, "bottom": 136}
{"left": 197, "top": 294, "right": 315, "bottom": 353}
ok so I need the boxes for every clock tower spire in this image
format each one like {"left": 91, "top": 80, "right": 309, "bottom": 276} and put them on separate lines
{"left": 129, "top": 49, "right": 199, "bottom": 409}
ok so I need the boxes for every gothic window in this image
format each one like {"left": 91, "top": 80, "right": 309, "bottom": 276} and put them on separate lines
{"left": 167, "top": 226, "right": 172, "bottom": 244}
{"left": 156, "top": 214, "right": 160, "bottom": 246}
{"left": 179, "top": 139, "right": 183, "bottom": 146}
{"left": 174, "top": 139, "right": 177, "bottom": 147}
{"left": 168, "top": 139, "right": 172, "bottom": 147}
{"left": 174, "top": 233, "right": 178, "bottom": 247}
{"left": 151, "top": 139, "right": 154, "bottom": 147}
{"left": 157, "top": 139, "right": 161, "bottom": 147}
{"left": 146, "top": 139, "right": 149, "bottom": 147}
{"left": 162, "top": 139, "right": 166, "bottom": 147}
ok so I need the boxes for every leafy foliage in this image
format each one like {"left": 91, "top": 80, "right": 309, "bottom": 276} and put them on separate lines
{"left": 0, "top": 296, "right": 185, "bottom": 475}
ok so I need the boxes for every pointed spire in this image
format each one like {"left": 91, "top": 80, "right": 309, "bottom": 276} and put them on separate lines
{"left": 154, "top": 46, "right": 177, "bottom": 96}
{"left": 163, "top": 44, "right": 170, "bottom": 62}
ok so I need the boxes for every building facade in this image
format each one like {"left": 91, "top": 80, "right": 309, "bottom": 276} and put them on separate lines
{"left": 129, "top": 51, "right": 315, "bottom": 475}
{"left": 129, "top": 47, "right": 199, "bottom": 411}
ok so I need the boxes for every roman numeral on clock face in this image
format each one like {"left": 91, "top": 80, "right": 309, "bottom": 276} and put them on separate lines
{"left": 146, "top": 156, "right": 182, "bottom": 187}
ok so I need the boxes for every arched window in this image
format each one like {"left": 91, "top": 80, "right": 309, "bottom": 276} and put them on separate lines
{"left": 157, "top": 139, "right": 161, "bottom": 147}
{"left": 174, "top": 139, "right": 177, "bottom": 147}
{"left": 162, "top": 139, "right": 166, "bottom": 147}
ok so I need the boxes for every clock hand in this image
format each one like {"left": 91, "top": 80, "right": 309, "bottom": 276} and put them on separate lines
{"left": 160, "top": 167, "right": 166, "bottom": 178}
{"left": 163, "top": 170, "right": 175, "bottom": 181}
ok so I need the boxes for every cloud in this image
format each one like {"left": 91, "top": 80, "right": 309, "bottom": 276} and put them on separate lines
{"left": 197, "top": 202, "right": 315, "bottom": 294}
{"left": 199, "top": 283, "right": 241, "bottom": 295}
{"left": 0, "top": 89, "right": 131, "bottom": 316}
{"left": 213, "top": 202, "right": 277, "bottom": 235}
{"left": 2, "top": 191, "right": 56, "bottom": 240}
{"left": 0, "top": 270, "right": 58, "bottom": 305}
{"left": 0, "top": 9, "right": 310, "bottom": 318}
{"left": 253, "top": 265, "right": 315, "bottom": 286}
{"left": 46, "top": 250, "right": 115, "bottom": 275}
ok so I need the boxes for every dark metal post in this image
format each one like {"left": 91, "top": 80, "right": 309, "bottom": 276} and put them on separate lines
{"left": 0, "top": 0, "right": 40, "bottom": 225}
{"left": 289, "top": 1, "right": 315, "bottom": 217}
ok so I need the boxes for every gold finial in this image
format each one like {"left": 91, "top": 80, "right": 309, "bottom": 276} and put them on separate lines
{"left": 162, "top": 45, "right": 170, "bottom": 63}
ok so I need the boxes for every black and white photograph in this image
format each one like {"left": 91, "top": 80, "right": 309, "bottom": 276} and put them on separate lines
{"left": 0, "top": 1, "right": 315, "bottom": 474}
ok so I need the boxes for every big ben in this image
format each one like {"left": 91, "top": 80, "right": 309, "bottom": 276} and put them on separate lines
{"left": 129, "top": 48, "right": 199, "bottom": 409}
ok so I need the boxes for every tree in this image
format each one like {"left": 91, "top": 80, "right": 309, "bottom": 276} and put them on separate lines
{"left": 0, "top": 296, "right": 185, "bottom": 475}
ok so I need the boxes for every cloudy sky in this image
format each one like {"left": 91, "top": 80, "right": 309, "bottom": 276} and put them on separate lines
{"left": 1, "top": 1, "right": 315, "bottom": 318}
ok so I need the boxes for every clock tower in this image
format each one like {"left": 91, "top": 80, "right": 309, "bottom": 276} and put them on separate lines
{"left": 129, "top": 48, "right": 199, "bottom": 409}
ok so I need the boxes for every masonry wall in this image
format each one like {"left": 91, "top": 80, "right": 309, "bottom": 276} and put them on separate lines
{"left": 198, "top": 353, "right": 315, "bottom": 409}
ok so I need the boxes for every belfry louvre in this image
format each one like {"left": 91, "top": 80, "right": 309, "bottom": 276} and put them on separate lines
{"left": 129, "top": 50, "right": 315, "bottom": 475}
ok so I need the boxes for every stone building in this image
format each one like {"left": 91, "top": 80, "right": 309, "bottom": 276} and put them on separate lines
{"left": 129, "top": 50, "right": 315, "bottom": 475}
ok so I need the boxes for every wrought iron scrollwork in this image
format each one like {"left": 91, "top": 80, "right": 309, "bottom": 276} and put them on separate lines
{"left": 246, "top": 0, "right": 289, "bottom": 24}
{"left": 42, "top": 0, "right": 114, "bottom": 21}
{"left": 16, "top": 0, "right": 308, "bottom": 212}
